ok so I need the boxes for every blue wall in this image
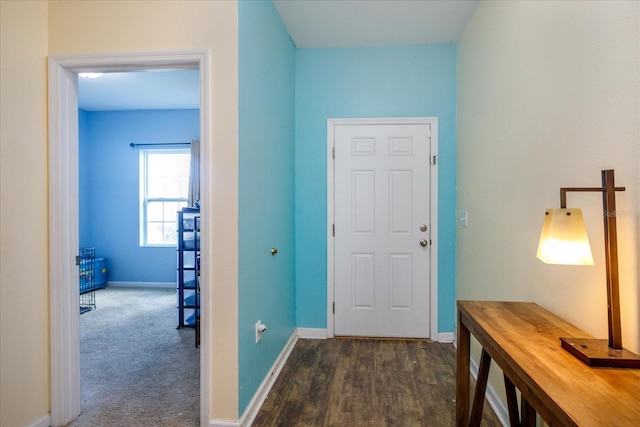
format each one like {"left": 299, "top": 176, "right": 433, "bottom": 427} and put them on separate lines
{"left": 294, "top": 45, "right": 458, "bottom": 333}
{"left": 79, "top": 109, "right": 200, "bottom": 283}
{"left": 79, "top": 108, "right": 91, "bottom": 248}
{"left": 238, "top": 0, "right": 296, "bottom": 414}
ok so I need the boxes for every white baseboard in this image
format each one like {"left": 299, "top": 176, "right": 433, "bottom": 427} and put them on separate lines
{"left": 436, "top": 332, "right": 455, "bottom": 343}
{"left": 107, "top": 281, "right": 175, "bottom": 289}
{"left": 28, "top": 414, "right": 50, "bottom": 427}
{"left": 208, "top": 420, "right": 240, "bottom": 427}
{"left": 208, "top": 330, "right": 299, "bottom": 427}
{"left": 299, "top": 328, "right": 450, "bottom": 342}
{"left": 297, "top": 327, "right": 327, "bottom": 339}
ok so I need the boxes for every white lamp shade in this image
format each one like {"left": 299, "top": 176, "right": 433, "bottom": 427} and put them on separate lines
{"left": 537, "top": 208, "right": 594, "bottom": 265}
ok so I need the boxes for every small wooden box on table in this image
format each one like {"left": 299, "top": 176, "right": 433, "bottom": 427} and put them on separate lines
{"left": 456, "top": 300, "right": 640, "bottom": 427}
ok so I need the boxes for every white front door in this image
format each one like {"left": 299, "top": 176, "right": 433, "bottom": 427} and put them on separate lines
{"left": 333, "top": 121, "right": 432, "bottom": 338}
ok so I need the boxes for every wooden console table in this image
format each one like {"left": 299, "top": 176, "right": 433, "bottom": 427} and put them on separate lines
{"left": 456, "top": 300, "right": 640, "bottom": 426}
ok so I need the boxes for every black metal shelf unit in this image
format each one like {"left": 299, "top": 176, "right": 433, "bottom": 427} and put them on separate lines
{"left": 176, "top": 208, "right": 200, "bottom": 336}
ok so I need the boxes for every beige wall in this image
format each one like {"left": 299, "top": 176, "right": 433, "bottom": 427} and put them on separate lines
{"left": 457, "top": 0, "right": 639, "bottom": 412}
{"left": 0, "top": 1, "right": 51, "bottom": 426}
{"left": 1, "top": 0, "right": 240, "bottom": 424}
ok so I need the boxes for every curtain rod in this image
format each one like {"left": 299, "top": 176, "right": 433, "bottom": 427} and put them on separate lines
{"left": 129, "top": 142, "right": 191, "bottom": 148}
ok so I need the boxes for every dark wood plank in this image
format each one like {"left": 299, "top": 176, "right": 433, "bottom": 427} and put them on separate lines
{"left": 297, "top": 339, "right": 339, "bottom": 425}
{"left": 402, "top": 341, "right": 450, "bottom": 425}
{"left": 351, "top": 340, "right": 376, "bottom": 426}
{"left": 326, "top": 339, "right": 355, "bottom": 424}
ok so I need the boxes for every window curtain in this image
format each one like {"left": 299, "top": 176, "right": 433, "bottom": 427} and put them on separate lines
{"left": 188, "top": 139, "right": 200, "bottom": 207}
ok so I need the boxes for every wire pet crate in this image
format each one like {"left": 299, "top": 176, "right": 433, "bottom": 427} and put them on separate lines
{"left": 79, "top": 247, "right": 96, "bottom": 314}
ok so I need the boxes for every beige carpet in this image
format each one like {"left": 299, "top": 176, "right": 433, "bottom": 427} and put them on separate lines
{"left": 65, "top": 287, "right": 199, "bottom": 427}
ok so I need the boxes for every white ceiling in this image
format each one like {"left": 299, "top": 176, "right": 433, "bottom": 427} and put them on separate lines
{"left": 78, "top": 69, "right": 199, "bottom": 112}
{"left": 273, "top": 0, "right": 478, "bottom": 48}
{"left": 77, "top": 0, "right": 477, "bottom": 111}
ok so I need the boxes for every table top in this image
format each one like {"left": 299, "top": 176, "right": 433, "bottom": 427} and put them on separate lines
{"left": 457, "top": 300, "right": 640, "bottom": 427}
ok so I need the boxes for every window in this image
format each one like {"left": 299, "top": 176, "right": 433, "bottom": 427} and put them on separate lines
{"left": 140, "top": 149, "right": 190, "bottom": 246}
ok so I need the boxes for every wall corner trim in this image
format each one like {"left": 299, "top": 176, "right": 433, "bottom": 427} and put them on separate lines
{"left": 437, "top": 332, "right": 455, "bottom": 343}
{"left": 28, "top": 414, "right": 51, "bottom": 427}
{"left": 297, "top": 328, "right": 328, "bottom": 339}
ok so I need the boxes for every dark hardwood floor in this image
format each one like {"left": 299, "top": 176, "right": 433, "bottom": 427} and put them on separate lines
{"left": 253, "top": 338, "right": 502, "bottom": 426}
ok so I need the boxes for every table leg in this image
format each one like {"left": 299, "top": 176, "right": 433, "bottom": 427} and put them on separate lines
{"left": 456, "top": 310, "right": 470, "bottom": 426}
{"left": 521, "top": 397, "right": 536, "bottom": 427}
{"left": 504, "top": 375, "right": 521, "bottom": 427}
{"left": 469, "top": 349, "right": 492, "bottom": 426}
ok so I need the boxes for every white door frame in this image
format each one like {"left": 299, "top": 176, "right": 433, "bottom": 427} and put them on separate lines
{"left": 326, "top": 117, "right": 438, "bottom": 340}
{"left": 47, "top": 50, "right": 211, "bottom": 426}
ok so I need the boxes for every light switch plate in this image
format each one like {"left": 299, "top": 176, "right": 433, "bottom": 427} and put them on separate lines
{"left": 459, "top": 211, "right": 468, "bottom": 227}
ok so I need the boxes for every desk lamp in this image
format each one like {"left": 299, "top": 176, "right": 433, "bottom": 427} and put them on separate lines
{"left": 537, "top": 169, "right": 640, "bottom": 368}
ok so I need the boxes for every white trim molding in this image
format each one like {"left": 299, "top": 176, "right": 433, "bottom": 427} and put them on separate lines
{"left": 28, "top": 414, "right": 51, "bottom": 427}
{"left": 326, "top": 117, "right": 439, "bottom": 340}
{"left": 208, "top": 420, "right": 240, "bottom": 427}
{"left": 48, "top": 57, "right": 81, "bottom": 427}
{"left": 297, "top": 327, "right": 328, "bottom": 339}
{"left": 437, "top": 332, "right": 455, "bottom": 343}
{"left": 48, "top": 49, "right": 211, "bottom": 427}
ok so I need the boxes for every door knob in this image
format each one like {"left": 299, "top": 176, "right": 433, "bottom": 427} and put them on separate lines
{"left": 420, "top": 239, "right": 428, "bottom": 247}
{"left": 420, "top": 224, "right": 428, "bottom": 232}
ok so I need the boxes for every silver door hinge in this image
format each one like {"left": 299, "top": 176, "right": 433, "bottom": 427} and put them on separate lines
{"left": 333, "top": 301, "right": 335, "bottom": 314}
{"left": 332, "top": 224, "right": 335, "bottom": 236}
{"left": 75, "top": 256, "right": 80, "bottom": 266}
{"left": 332, "top": 146, "right": 335, "bottom": 159}
{"left": 431, "top": 155, "right": 437, "bottom": 165}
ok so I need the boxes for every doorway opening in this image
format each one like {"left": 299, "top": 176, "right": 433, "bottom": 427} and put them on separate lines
{"left": 76, "top": 68, "right": 200, "bottom": 423}
{"left": 48, "top": 50, "right": 211, "bottom": 427}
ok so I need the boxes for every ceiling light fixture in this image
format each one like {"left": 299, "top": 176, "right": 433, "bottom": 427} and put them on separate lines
{"left": 78, "top": 72, "right": 103, "bottom": 79}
